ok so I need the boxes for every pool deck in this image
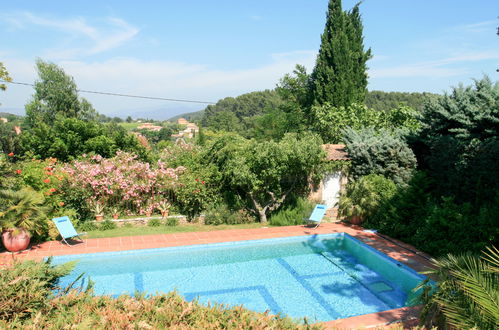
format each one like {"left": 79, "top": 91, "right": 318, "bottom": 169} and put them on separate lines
{"left": 0, "top": 222, "right": 434, "bottom": 329}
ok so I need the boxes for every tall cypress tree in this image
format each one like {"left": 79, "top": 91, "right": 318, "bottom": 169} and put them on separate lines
{"left": 310, "top": 0, "right": 371, "bottom": 107}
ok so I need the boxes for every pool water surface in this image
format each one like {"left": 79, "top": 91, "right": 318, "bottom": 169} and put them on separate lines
{"left": 52, "top": 233, "right": 426, "bottom": 322}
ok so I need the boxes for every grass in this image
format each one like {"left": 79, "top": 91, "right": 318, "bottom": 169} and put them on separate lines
{"left": 85, "top": 223, "right": 266, "bottom": 239}
{"left": 118, "top": 122, "right": 141, "bottom": 131}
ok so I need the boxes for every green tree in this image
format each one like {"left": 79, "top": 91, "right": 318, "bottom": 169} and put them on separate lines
{"left": 0, "top": 62, "right": 12, "bottom": 92}
{"left": 343, "top": 127, "right": 417, "bottom": 184}
{"left": 20, "top": 117, "right": 147, "bottom": 162}
{"left": 24, "top": 59, "right": 96, "bottom": 127}
{"left": 309, "top": 0, "right": 371, "bottom": 107}
{"left": 0, "top": 62, "right": 12, "bottom": 108}
{"left": 418, "top": 76, "right": 499, "bottom": 204}
{"left": 310, "top": 103, "right": 382, "bottom": 143}
{"left": 201, "top": 90, "right": 282, "bottom": 134}
{"left": 206, "top": 133, "right": 324, "bottom": 223}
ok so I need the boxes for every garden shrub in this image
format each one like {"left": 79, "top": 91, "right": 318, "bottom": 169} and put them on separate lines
{"left": 343, "top": 127, "right": 417, "bottom": 185}
{"left": 204, "top": 204, "right": 256, "bottom": 225}
{"left": 369, "top": 172, "right": 498, "bottom": 256}
{"left": 174, "top": 170, "right": 217, "bottom": 221}
{"left": 147, "top": 218, "right": 161, "bottom": 227}
{"left": 0, "top": 258, "right": 75, "bottom": 321}
{"left": 338, "top": 174, "right": 397, "bottom": 222}
{"left": 60, "top": 152, "right": 181, "bottom": 217}
{"left": 165, "top": 217, "right": 179, "bottom": 226}
{"left": 78, "top": 221, "right": 98, "bottom": 232}
{"left": 1, "top": 260, "right": 318, "bottom": 329}
{"left": 98, "top": 220, "right": 117, "bottom": 231}
{"left": 269, "top": 198, "right": 314, "bottom": 226}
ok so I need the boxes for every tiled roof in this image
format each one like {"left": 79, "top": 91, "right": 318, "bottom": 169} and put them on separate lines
{"left": 322, "top": 144, "right": 349, "bottom": 161}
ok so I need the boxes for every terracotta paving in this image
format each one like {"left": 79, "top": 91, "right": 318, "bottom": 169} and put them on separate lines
{"left": 0, "top": 222, "right": 435, "bottom": 329}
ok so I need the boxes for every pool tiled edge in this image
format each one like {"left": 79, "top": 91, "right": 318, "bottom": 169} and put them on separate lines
{"left": 0, "top": 223, "right": 434, "bottom": 329}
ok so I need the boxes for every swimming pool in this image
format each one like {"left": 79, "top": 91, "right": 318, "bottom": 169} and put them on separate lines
{"left": 52, "top": 233, "right": 426, "bottom": 322}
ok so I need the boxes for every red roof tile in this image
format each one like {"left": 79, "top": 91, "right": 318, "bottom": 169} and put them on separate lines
{"left": 322, "top": 144, "right": 349, "bottom": 161}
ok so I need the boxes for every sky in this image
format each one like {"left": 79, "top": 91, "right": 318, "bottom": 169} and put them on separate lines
{"left": 0, "top": 0, "right": 498, "bottom": 119}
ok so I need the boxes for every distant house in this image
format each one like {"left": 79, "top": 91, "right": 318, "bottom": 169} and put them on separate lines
{"left": 172, "top": 118, "right": 199, "bottom": 139}
{"left": 137, "top": 122, "right": 162, "bottom": 132}
{"left": 0, "top": 117, "right": 8, "bottom": 123}
{"left": 309, "top": 144, "right": 349, "bottom": 220}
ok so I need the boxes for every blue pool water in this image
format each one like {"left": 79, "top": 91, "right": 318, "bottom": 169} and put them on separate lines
{"left": 52, "top": 233, "right": 426, "bottom": 322}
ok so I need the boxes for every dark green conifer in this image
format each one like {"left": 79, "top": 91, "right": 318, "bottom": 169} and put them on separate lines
{"left": 310, "top": 0, "right": 371, "bottom": 107}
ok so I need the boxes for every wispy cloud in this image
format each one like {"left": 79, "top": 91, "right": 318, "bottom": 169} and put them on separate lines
{"left": 1, "top": 12, "right": 139, "bottom": 58}
{"left": 453, "top": 20, "right": 498, "bottom": 34}
{"left": 1, "top": 50, "right": 316, "bottom": 114}
{"left": 370, "top": 50, "right": 499, "bottom": 79}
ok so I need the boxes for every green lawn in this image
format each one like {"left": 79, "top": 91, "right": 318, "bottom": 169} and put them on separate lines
{"left": 85, "top": 223, "right": 266, "bottom": 239}
{"left": 118, "top": 122, "right": 141, "bottom": 131}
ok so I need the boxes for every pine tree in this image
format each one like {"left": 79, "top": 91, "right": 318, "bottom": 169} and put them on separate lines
{"left": 310, "top": 0, "right": 371, "bottom": 107}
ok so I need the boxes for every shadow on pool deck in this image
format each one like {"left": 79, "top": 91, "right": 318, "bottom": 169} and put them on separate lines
{"left": 0, "top": 222, "right": 434, "bottom": 329}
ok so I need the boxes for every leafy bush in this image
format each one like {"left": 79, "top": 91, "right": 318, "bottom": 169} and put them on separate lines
{"left": 269, "top": 198, "right": 314, "bottom": 226}
{"left": 310, "top": 103, "right": 420, "bottom": 143}
{"left": 338, "top": 174, "right": 397, "bottom": 223}
{"left": 77, "top": 221, "right": 98, "bottom": 232}
{"left": 369, "top": 172, "right": 498, "bottom": 256}
{"left": 98, "top": 220, "right": 117, "bottom": 231}
{"left": 343, "top": 127, "right": 417, "bottom": 185}
{"left": 60, "top": 152, "right": 181, "bottom": 217}
{"left": 147, "top": 218, "right": 161, "bottom": 227}
{"left": 1, "top": 260, "right": 317, "bottom": 329}
{"left": 0, "top": 258, "right": 75, "bottom": 321}
{"left": 165, "top": 217, "right": 179, "bottom": 227}
{"left": 204, "top": 204, "right": 255, "bottom": 225}
{"left": 174, "top": 171, "right": 217, "bottom": 221}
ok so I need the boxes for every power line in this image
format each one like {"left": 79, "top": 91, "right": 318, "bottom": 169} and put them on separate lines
{"left": 0, "top": 79, "right": 216, "bottom": 105}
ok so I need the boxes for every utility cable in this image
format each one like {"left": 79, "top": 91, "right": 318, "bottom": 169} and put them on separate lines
{"left": 0, "top": 80, "right": 216, "bottom": 105}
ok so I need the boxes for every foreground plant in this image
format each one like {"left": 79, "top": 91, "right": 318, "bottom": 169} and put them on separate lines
{"left": 1, "top": 259, "right": 321, "bottom": 329}
{"left": 417, "top": 246, "right": 498, "bottom": 329}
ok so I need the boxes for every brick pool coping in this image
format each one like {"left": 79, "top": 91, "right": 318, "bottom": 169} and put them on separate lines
{"left": 0, "top": 223, "right": 434, "bottom": 329}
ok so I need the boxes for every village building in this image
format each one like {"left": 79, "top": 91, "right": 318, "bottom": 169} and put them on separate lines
{"left": 172, "top": 118, "right": 199, "bottom": 139}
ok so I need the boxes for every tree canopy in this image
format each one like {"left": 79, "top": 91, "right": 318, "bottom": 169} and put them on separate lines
{"left": 24, "top": 59, "right": 96, "bottom": 127}
{"left": 309, "top": 0, "right": 371, "bottom": 107}
{"left": 206, "top": 133, "right": 325, "bottom": 223}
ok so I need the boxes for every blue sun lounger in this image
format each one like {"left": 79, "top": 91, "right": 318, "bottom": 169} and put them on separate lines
{"left": 52, "top": 216, "right": 87, "bottom": 246}
{"left": 305, "top": 204, "right": 328, "bottom": 228}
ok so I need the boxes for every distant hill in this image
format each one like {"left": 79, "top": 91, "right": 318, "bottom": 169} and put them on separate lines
{"left": 169, "top": 90, "right": 439, "bottom": 127}
{"left": 0, "top": 112, "right": 22, "bottom": 122}
{"left": 168, "top": 109, "right": 205, "bottom": 123}
{"left": 366, "top": 90, "right": 440, "bottom": 112}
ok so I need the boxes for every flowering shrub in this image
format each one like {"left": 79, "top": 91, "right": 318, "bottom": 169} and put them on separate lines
{"left": 174, "top": 171, "right": 217, "bottom": 221}
{"left": 60, "top": 152, "right": 182, "bottom": 219}
{"left": 16, "top": 157, "right": 69, "bottom": 219}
